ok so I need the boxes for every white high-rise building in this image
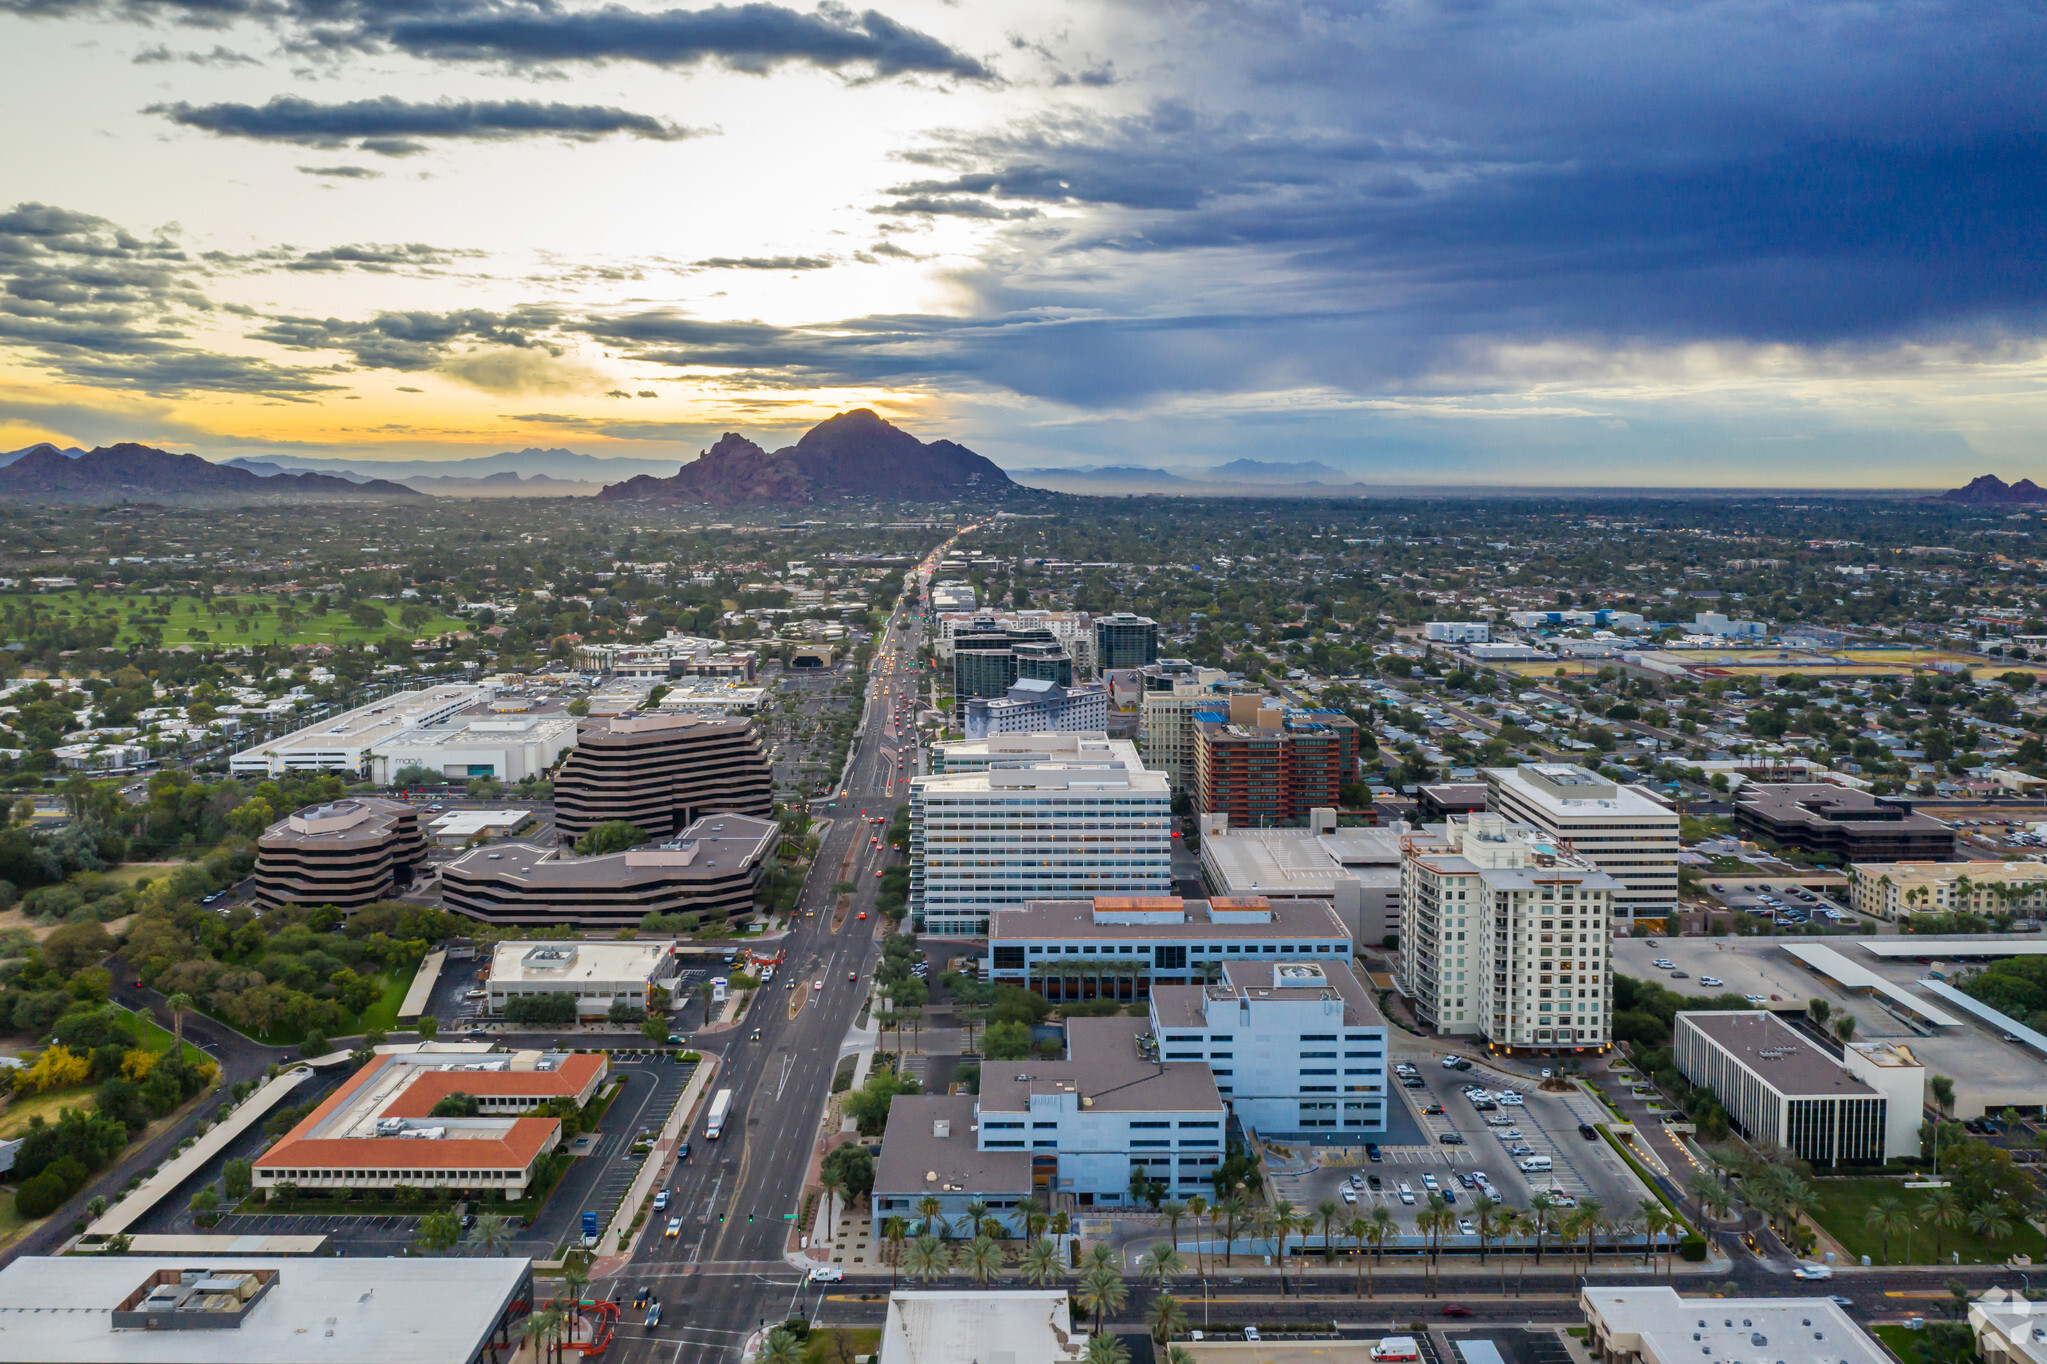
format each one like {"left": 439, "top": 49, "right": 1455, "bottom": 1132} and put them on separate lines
{"left": 1399, "top": 812, "right": 1619, "bottom": 1053}
{"left": 1482, "top": 764, "right": 1679, "bottom": 924}
{"left": 1140, "top": 683, "right": 1221, "bottom": 793}
{"left": 908, "top": 758, "right": 1172, "bottom": 937}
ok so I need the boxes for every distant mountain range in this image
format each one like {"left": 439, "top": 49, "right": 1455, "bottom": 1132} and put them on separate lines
{"left": 1943, "top": 474, "right": 2047, "bottom": 505}
{"left": 0, "top": 444, "right": 86, "bottom": 468}
{"left": 1010, "top": 460, "right": 1370, "bottom": 497}
{"left": 599, "top": 409, "right": 1018, "bottom": 506}
{"left": 0, "top": 444, "right": 420, "bottom": 504}
{"left": 219, "top": 447, "right": 680, "bottom": 496}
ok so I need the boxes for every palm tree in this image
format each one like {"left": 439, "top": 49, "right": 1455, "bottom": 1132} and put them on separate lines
{"left": 906, "top": 1234, "right": 948, "bottom": 1284}
{"left": 468, "top": 1212, "right": 512, "bottom": 1257}
{"left": 1527, "top": 1193, "right": 1556, "bottom": 1265}
{"left": 1216, "top": 1194, "right": 1247, "bottom": 1268}
{"left": 1160, "top": 1199, "right": 1187, "bottom": 1254}
{"left": 1685, "top": 1170, "right": 1728, "bottom": 1227}
{"left": 958, "top": 1200, "right": 990, "bottom": 1239}
{"left": 1345, "top": 1215, "right": 1372, "bottom": 1298}
{"left": 1471, "top": 1193, "right": 1502, "bottom": 1265}
{"left": 820, "top": 1168, "right": 846, "bottom": 1235}
{"left": 1866, "top": 1195, "right": 1910, "bottom": 1264}
{"left": 1021, "top": 1237, "right": 1063, "bottom": 1287}
{"left": 1084, "top": 1334, "right": 1129, "bottom": 1364}
{"left": 1577, "top": 1197, "right": 1606, "bottom": 1268}
{"left": 1050, "top": 1211, "right": 1072, "bottom": 1241}
{"left": 165, "top": 992, "right": 195, "bottom": 1053}
{"left": 884, "top": 1216, "right": 909, "bottom": 1289}
{"left": 1139, "top": 1242, "right": 1184, "bottom": 1294}
{"left": 520, "top": 1308, "right": 562, "bottom": 1364}
{"left": 1147, "top": 1292, "right": 1189, "bottom": 1347}
{"left": 1085, "top": 1242, "right": 1119, "bottom": 1276}
{"left": 1017, "top": 1193, "right": 1047, "bottom": 1241}
{"left": 1075, "top": 1264, "right": 1126, "bottom": 1333}
{"left": 1967, "top": 1201, "right": 2017, "bottom": 1254}
{"left": 916, "top": 1195, "right": 943, "bottom": 1239}
{"left": 1923, "top": 1187, "right": 1964, "bottom": 1264}
{"left": 962, "top": 1234, "right": 1001, "bottom": 1286}
{"left": 1315, "top": 1196, "right": 1342, "bottom": 1265}
{"left": 759, "top": 1328, "right": 805, "bottom": 1364}
{"left": 1184, "top": 1194, "right": 1210, "bottom": 1282}
{"left": 1494, "top": 1210, "right": 1522, "bottom": 1296}
{"left": 1420, "top": 1195, "right": 1451, "bottom": 1295}
{"left": 1269, "top": 1198, "right": 1300, "bottom": 1288}
{"left": 1640, "top": 1202, "right": 1670, "bottom": 1269}
{"left": 559, "top": 1263, "right": 589, "bottom": 1315}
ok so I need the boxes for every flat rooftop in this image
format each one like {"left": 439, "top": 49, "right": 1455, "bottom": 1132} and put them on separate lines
{"left": 487, "top": 940, "right": 673, "bottom": 984}
{"left": 1487, "top": 764, "right": 1676, "bottom": 818}
{"left": 1200, "top": 826, "right": 1404, "bottom": 895}
{"left": 1583, "top": 1287, "right": 1888, "bottom": 1364}
{"left": 978, "top": 1017, "right": 1224, "bottom": 1115}
{"left": 932, "top": 733, "right": 1139, "bottom": 770}
{"left": 914, "top": 764, "right": 1166, "bottom": 794}
{"left": 1679, "top": 1011, "right": 1876, "bottom": 1097}
{"left": 872, "top": 1094, "right": 1030, "bottom": 1198}
{"left": 234, "top": 685, "right": 491, "bottom": 760}
{"left": 990, "top": 896, "right": 1351, "bottom": 943}
{"left": 0, "top": 1255, "right": 529, "bottom": 1364}
{"left": 452, "top": 814, "right": 776, "bottom": 888}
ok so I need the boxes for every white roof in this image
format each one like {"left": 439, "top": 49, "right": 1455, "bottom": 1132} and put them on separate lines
{"left": 427, "top": 809, "right": 529, "bottom": 837}
{"left": 1201, "top": 826, "right": 1405, "bottom": 895}
{"left": 878, "top": 1291, "right": 1087, "bottom": 1364}
{"left": 1778, "top": 942, "right": 1963, "bottom": 1026}
{"left": 1584, "top": 1288, "right": 1887, "bottom": 1364}
{"left": 487, "top": 940, "right": 670, "bottom": 985}
{"left": 0, "top": 1256, "right": 528, "bottom": 1364}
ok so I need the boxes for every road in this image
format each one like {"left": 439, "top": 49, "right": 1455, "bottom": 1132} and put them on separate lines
{"left": 599, "top": 543, "right": 955, "bottom": 1362}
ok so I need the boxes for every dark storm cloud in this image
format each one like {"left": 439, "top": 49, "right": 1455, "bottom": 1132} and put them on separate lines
{"left": 151, "top": 95, "right": 706, "bottom": 154}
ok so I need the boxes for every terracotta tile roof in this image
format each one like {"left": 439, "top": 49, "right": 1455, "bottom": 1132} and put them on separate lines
{"left": 379, "top": 1055, "right": 604, "bottom": 1119}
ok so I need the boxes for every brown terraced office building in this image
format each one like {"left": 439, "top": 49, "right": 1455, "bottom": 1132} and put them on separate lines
{"left": 442, "top": 813, "right": 779, "bottom": 929}
{"left": 1734, "top": 783, "right": 1955, "bottom": 863}
{"left": 551, "top": 713, "right": 773, "bottom": 843}
{"left": 252, "top": 798, "right": 427, "bottom": 910}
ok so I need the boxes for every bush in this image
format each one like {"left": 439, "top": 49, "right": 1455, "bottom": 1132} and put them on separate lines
{"left": 15, "top": 1171, "right": 69, "bottom": 1219}
{"left": 1680, "top": 1235, "right": 1708, "bottom": 1262}
{"left": 574, "top": 820, "right": 650, "bottom": 857}
{"left": 503, "top": 993, "right": 578, "bottom": 1026}
{"left": 430, "top": 1091, "right": 480, "bottom": 1118}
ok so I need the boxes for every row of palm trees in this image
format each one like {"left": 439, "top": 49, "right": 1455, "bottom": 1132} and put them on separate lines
{"left": 1864, "top": 1185, "right": 2028, "bottom": 1265}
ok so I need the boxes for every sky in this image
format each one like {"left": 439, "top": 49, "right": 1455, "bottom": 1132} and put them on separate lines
{"left": 1, "top": 0, "right": 2044, "bottom": 487}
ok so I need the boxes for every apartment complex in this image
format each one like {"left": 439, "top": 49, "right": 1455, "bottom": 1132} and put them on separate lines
{"left": 908, "top": 758, "right": 1171, "bottom": 937}
{"left": 1846, "top": 859, "right": 2047, "bottom": 920}
{"left": 482, "top": 941, "right": 680, "bottom": 1017}
{"left": 231, "top": 683, "right": 489, "bottom": 778}
{"left": 551, "top": 713, "right": 772, "bottom": 843}
{"left": 1736, "top": 784, "right": 1956, "bottom": 863}
{"left": 1399, "top": 812, "right": 1619, "bottom": 1051}
{"left": 251, "top": 798, "right": 427, "bottom": 910}
{"left": 442, "top": 813, "right": 778, "bottom": 929}
{"left": 1150, "top": 957, "right": 1388, "bottom": 1135}
{"left": 985, "top": 894, "right": 1354, "bottom": 999}
{"left": 1193, "top": 695, "right": 1361, "bottom": 825}
{"left": 1483, "top": 764, "right": 1679, "bottom": 924}
{"left": 253, "top": 1044, "right": 607, "bottom": 1198}
{"left": 1094, "top": 613, "right": 1160, "bottom": 668}
{"left": 962, "top": 679, "right": 1109, "bottom": 739}
{"left": 1673, "top": 1011, "right": 1923, "bottom": 1164}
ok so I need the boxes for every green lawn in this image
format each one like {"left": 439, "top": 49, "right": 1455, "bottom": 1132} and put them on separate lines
{"left": 1809, "top": 1177, "right": 2047, "bottom": 1266}
{"left": 355, "top": 973, "right": 411, "bottom": 1036}
{"left": 17, "top": 590, "right": 469, "bottom": 649}
{"left": 0, "top": 1086, "right": 95, "bottom": 1140}
{"left": 118, "top": 1004, "right": 214, "bottom": 1067}
{"left": 804, "top": 1327, "right": 880, "bottom": 1363}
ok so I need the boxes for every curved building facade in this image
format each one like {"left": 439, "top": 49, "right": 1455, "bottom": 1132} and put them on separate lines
{"left": 553, "top": 714, "right": 773, "bottom": 843}
{"left": 252, "top": 798, "right": 427, "bottom": 910}
{"left": 443, "top": 814, "right": 778, "bottom": 929}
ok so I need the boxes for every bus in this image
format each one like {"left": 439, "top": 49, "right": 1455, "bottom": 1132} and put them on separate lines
{"left": 704, "top": 1088, "right": 733, "bottom": 1140}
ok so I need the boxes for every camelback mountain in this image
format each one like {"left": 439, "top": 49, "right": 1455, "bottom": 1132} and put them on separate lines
{"left": 0, "top": 443, "right": 420, "bottom": 504}
{"left": 1943, "top": 474, "right": 2047, "bottom": 504}
{"left": 597, "top": 409, "right": 1015, "bottom": 506}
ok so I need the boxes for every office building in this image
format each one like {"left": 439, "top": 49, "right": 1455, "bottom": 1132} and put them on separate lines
{"left": 1847, "top": 859, "right": 2047, "bottom": 920}
{"left": 1142, "top": 658, "right": 1228, "bottom": 691}
{"left": 1736, "top": 784, "right": 1955, "bottom": 863}
{"left": 1425, "top": 621, "right": 1491, "bottom": 644}
{"left": 877, "top": 1291, "right": 1090, "bottom": 1364}
{"left": 552, "top": 713, "right": 773, "bottom": 844}
{"left": 1150, "top": 957, "right": 1389, "bottom": 1136}
{"left": 1399, "top": 813, "right": 1619, "bottom": 1051}
{"left": 1969, "top": 1287, "right": 2047, "bottom": 1364}
{"left": 929, "top": 732, "right": 1138, "bottom": 772}
{"left": 231, "top": 683, "right": 491, "bottom": 778}
{"left": 985, "top": 894, "right": 1354, "bottom": 1000}
{"left": 928, "top": 580, "right": 978, "bottom": 613}
{"left": 1483, "top": 764, "right": 1679, "bottom": 923}
{"left": 1508, "top": 609, "right": 1647, "bottom": 630}
{"left": 442, "top": 814, "right": 778, "bottom": 930}
{"left": 0, "top": 1255, "right": 534, "bottom": 1364}
{"left": 650, "top": 678, "right": 769, "bottom": 715}
{"left": 908, "top": 760, "right": 1172, "bottom": 937}
{"left": 935, "top": 611, "right": 1098, "bottom": 677}
{"left": 1194, "top": 696, "right": 1361, "bottom": 826}
{"left": 427, "top": 808, "right": 532, "bottom": 845}
{"left": 1140, "top": 680, "right": 1230, "bottom": 792}
{"left": 1095, "top": 613, "right": 1161, "bottom": 668}
{"left": 251, "top": 798, "right": 427, "bottom": 910}
{"left": 1417, "top": 782, "right": 1489, "bottom": 821}
{"left": 963, "top": 679, "right": 1110, "bottom": 739}
{"left": 1196, "top": 810, "right": 1400, "bottom": 944}
{"left": 1692, "top": 611, "right": 1768, "bottom": 640}
{"left": 1582, "top": 1287, "right": 1888, "bottom": 1364}
{"left": 369, "top": 702, "right": 580, "bottom": 786}
{"left": 574, "top": 632, "right": 756, "bottom": 680}
{"left": 1673, "top": 1011, "right": 1923, "bottom": 1164}
{"left": 254, "top": 1044, "right": 607, "bottom": 1198}
{"left": 481, "top": 940, "right": 683, "bottom": 1017}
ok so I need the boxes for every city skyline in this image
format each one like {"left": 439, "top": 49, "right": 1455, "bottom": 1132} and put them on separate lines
{"left": 2, "top": 0, "right": 2042, "bottom": 486}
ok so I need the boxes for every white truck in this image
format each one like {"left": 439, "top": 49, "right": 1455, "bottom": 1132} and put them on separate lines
{"left": 704, "top": 1087, "right": 734, "bottom": 1141}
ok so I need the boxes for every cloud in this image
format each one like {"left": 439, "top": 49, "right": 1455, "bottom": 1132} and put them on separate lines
{"left": 278, "top": 242, "right": 478, "bottom": 271}
{"left": 439, "top": 345, "right": 604, "bottom": 394}
{"left": 871, "top": 196, "right": 1039, "bottom": 220}
{"left": 375, "top": 3, "right": 992, "bottom": 81}
{"left": 691, "top": 255, "right": 834, "bottom": 270}
{"left": 151, "top": 95, "right": 708, "bottom": 155}
{"left": 133, "top": 43, "right": 262, "bottom": 66}
{"left": 297, "top": 164, "right": 383, "bottom": 179}
{"left": 250, "top": 306, "right": 563, "bottom": 370}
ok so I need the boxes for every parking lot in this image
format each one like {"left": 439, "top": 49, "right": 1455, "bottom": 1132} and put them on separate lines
{"left": 1271, "top": 1050, "right": 1657, "bottom": 1245}
{"left": 1703, "top": 878, "right": 1868, "bottom": 929}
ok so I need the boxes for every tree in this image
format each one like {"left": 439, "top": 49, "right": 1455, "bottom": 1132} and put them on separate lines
{"left": 1146, "top": 1292, "right": 1188, "bottom": 1347}
{"left": 821, "top": 1142, "right": 875, "bottom": 1210}
{"left": 164, "top": 992, "right": 195, "bottom": 1052}
{"left": 883, "top": 1216, "right": 908, "bottom": 1290}
{"left": 1316, "top": 1196, "right": 1341, "bottom": 1263}
{"left": 1215, "top": 1193, "right": 1246, "bottom": 1268}
{"left": 905, "top": 1234, "right": 948, "bottom": 1284}
{"left": 759, "top": 1327, "right": 805, "bottom": 1364}
{"left": 1084, "top": 1335, "right": 1130, "bottom": 1364}
{"left": 416, "top": 1015, "right": 439, "bottom": 1042}
{"left": 1021, "top": 1237, "right": 1062, "bottom": 1286}
{"left": 1923, "top": 1187, "right": 1965, "bottom": 1264}
{"left": 1866, "top": 1195, "right": 1911, "bottom": 1264}
{"left": 415, "top": 1209, "right": 462, "bottom": 1254}
{"left": 222, "top": 1158, "right": 253, "bottom": 1202}
{"left": 640, "top": 1015, "right": 671, "bottom": 1045}
{"left": 962, "top": 1235, "right": 1001, "bottom": 1286}
{"left": 1138, "top": 1242, "right": 1183, "bottom": 1294}
{"left": 470, "top": 1212, "right": 513, "bottom": 1257}
{"left": 1075, "top": 1264, "right": 1126, "bottom": 1333}
{"left": 574, "top": 820, "right": 651, "bottom": 856}
{"left": 982, "top": 1019, "right": 1033, "bottom": 1060}
{"left": 1832, "top": 1013, "right": 1858, "bottom": 1043}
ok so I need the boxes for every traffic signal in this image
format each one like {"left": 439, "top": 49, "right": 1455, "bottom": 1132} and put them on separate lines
{"left": 747, "top": 1212, "right": 754, "bottom": 1223}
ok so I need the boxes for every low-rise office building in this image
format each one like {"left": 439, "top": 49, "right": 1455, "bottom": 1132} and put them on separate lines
{"left": 1735, "top": 784, "right": 1955, "bottom": 863}
{"left": 251, "top": 798, "right": 427, "bottom": 910}
{"left": 0, "top": 1255, "right": 535, "bottom": 1364}
{"left": 1582, "top": 1287, "right": 1887, "bottom": 1364}
{"left": 1483, "top": 764, "right": 1679, "bottom": 924}
{"left": 1195, "top": 811, "right": 1400, "bottom": 944}
{"left": 254, "top": 1044, "right": 607, "bottom": 1198}
{"left": 909, "top": 759, "right": 1172, "bottom": 937}
{"left": 1150, "top": 957, "right": 1389, "bottom": 1136}
{"left": 367, "top": 706, "right": 580, "bottom": 786}
{"left": 483, "top": 940, "right": 681, "bottom": 1016}
{"left": 1399, "top": 812, "right": 1619, "bottom": 1052}
{"left": 552, "top": 712, "right": 773, "bottom": 843}
{"left": 1425, "top": 621, "right": 1491, "bottom": 643}
{"left": 986, "top": 894, "right": 1353, "bottom": 1000}
{"left": 443, "top": 813, "right": 778, "bottom": 930}
{"left": 1673, "top": 1011, "right": 1922, "bottom": 1164}
{"left": 1846, "top": 859, "right": 2044, "bottom": 920}
{"left": 963, "top": 679, "right": 1110, "bottom": 739}
{"left": 878, "top": 1291, "right": 1090, "bottom": 1364}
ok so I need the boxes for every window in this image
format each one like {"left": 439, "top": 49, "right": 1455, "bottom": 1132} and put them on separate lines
{"left": 1130, "top": 1120, "right": 1171, "bottom": 1128}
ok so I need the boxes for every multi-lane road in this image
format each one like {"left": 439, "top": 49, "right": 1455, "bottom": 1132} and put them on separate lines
{"left": 596, "top": 557, "right": 945, "bottom": 1362}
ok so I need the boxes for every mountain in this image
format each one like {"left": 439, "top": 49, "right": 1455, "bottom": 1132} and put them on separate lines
{"left": 1943, "top": 474, "right": 2047, "bottom": 504}
{"left": 598, "top": 410, "right": 1017, "bottom": 506}
{"left": 223, "top": 447, "right": 678, "bottom": 483}
{"left": 1206, "top": 458, "right": 1350, "bottom": 483}
{"left": 0, "top": 443, "right": 87, "bottom": 469}
{"left": 1009, "top": 465, "right": 1197, "bottom": 493}
{"left": 400, "top": 471, "right": 600, "bottom": 497}
{"left": 0, "top": 443, "right": 421, "bottom": 504}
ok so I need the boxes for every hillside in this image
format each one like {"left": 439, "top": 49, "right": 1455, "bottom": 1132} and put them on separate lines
{"left": 0, "top": 444, "right": 421, "bottom": 504}
{"left": 598, "top": 409, "right": 1016, "bottom": 506}
{"left": 1943, "top": 474, "right": 2047, "bottom": 504}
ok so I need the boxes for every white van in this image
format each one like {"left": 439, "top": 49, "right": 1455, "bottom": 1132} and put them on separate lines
{"left": 1518, "top": 1155, "right": 1553, "bottom": 1172}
